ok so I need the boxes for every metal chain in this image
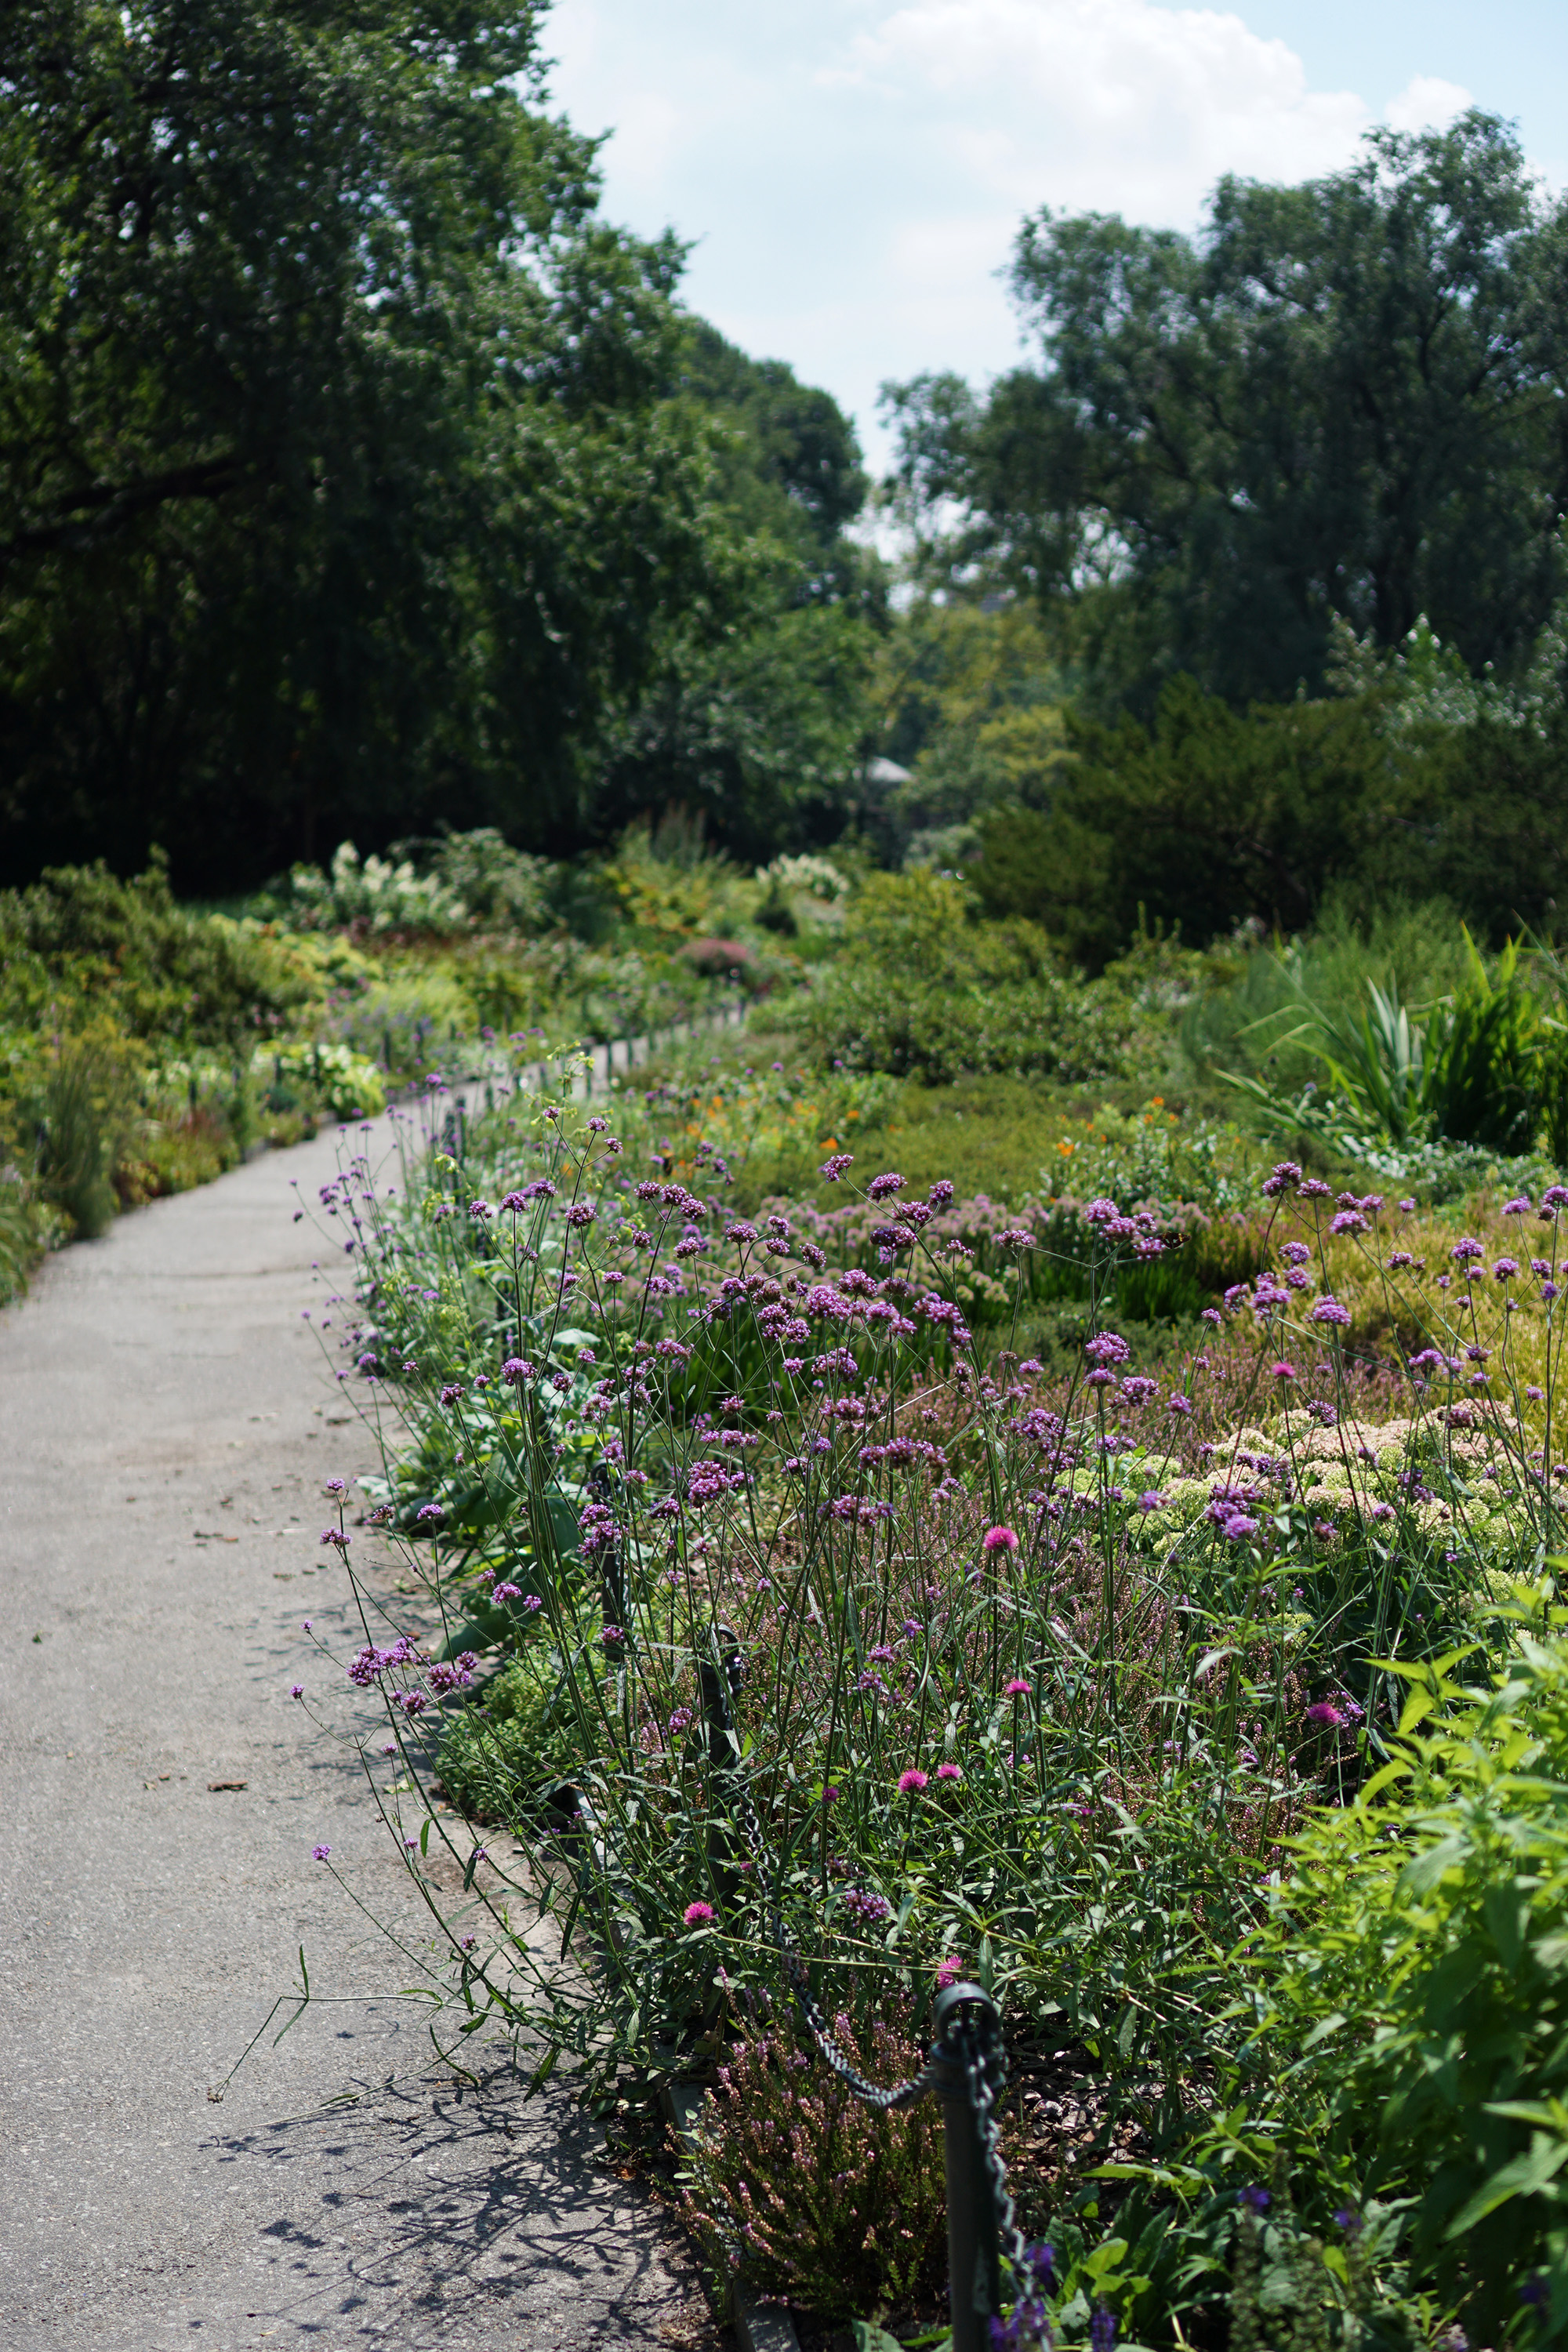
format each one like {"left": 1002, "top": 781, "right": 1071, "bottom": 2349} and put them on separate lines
{"left": 959, "top": 2021, "right": 1033, "bottom": 2286}
{"left": 702, "top": 1625, "right": 1038, "bottom": 2322}
{"left": 713, "top": 1636, "right": 938, "bottom": 2113}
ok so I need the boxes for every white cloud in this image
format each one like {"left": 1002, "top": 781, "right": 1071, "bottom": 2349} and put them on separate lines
{"left": 834, "top": 0, "right": 1377, "bottom": 224}
{"left": 541, "top": 2, "right": 1501, "bottom": 470}
{"left": 1383, "top": 73, "right": 1473, "bottom": 136}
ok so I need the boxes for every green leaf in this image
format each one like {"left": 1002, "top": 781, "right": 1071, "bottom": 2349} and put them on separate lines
{"left": 1446, "top": 2134, "right": 1568, "bottom": 2237}
{"left": 1483, "top": 1885, "right": 1529, "bottom": 1973}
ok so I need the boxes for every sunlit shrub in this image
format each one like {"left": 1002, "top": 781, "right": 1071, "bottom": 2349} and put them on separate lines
{"left": 0, "top": 1172, "right": 40, "bottom": 1302}
{"left": 1246, "top": 1623, "right": 1568, "bottom": 2339}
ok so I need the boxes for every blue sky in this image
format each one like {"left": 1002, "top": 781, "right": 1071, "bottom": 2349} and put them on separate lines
{"left": 540, "top": 1, "right": 1568, "bottom": 474}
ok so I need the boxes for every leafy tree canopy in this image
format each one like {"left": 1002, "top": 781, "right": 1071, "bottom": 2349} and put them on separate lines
{"left": 0, "top": 1, "right": 875, "bottom": 889}
{"left": 886, "top": 113, "right": 1568, "bottom": 717}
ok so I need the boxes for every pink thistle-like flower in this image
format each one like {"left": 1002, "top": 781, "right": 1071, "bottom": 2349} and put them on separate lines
{"left": 1304, "top": 1701, "right": 1346, "bottom": 1730}
{"left": 1004, "top": 1678, "right": 1033, "bottom": 1698}
{"left": 982, "top": 1524, "right": 1019, "bottom": 1556}
{"left": 683, "top": 1901, "right": 716, "bottom": 1928}
{"left": 936, "top": 1955, "right": 965, "bottom": 1989}
{"left": 1271, "top": 1359, "right": 1297, "bottom": 1381}
{"left": 936, "top": 1762, "right": 962, "bottom": 1782}
{"left": 897, "top": 1768, "right": 929, "bottom": 1796}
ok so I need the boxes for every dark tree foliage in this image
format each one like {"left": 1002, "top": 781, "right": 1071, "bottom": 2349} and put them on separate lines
{"left": 588, "top": 325, "right": 880, "bottom": 862}
{"left": 971, "top": 679, "right": 1568, "bottom": 968}
{"left": 887, "top": 114, "right": 1568, "bottom": 716}
{"left": 0, "top": 1, "right": 765, "bottom": 888}
{"left": 677, "top": 323, "right": 869, "bottom": 572}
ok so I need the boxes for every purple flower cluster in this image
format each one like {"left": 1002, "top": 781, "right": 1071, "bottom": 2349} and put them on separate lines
{"left": 347, "top": 1635, "right": 419, "bottom": 1689}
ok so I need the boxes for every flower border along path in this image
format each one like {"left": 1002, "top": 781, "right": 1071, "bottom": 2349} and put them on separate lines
{"left": 0, "top": 1112, "right": 710, "bottom": 2351}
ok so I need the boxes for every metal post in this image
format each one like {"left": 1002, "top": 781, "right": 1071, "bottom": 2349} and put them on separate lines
{"left": 928, "top": 1984, "right": 1003, "bottom": 2352}
{"left": 697, "top": 1621, "right": 742, "bottom": 1907}
{"left": 587, "top": 1461, "right": 626, "bottom": 1631}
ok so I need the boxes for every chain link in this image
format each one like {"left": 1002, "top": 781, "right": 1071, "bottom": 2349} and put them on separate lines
{"left": 713, "top": 1639, "right": 939, "bottom": 2111}
{"left": 959, "top": 2022, "right": 1033, "bottom": 2285}
{"left": 705, "top": 1627, "right": 1040, "bottom": 2304}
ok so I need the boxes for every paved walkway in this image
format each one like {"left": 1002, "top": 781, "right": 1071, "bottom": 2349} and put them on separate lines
{"left": 0, "top": 1127, "right": 706, "bottom": 2350}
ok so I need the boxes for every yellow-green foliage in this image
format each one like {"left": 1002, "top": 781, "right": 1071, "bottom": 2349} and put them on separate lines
{"left": 601, "top": 813, "right": 757, "bottom": 941}
{"left": 1249, "top": 1621, "right": 1568, "bottom": 2337}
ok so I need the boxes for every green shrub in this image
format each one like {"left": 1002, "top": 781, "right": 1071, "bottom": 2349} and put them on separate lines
{"left": 430, "top": 829, "right": 557, "bottom": 932}
{"left": 782, "top": 961, "right": 1127, "bottom": 1083}
{"left": 1249, "top": 1623, "right": 1568, "bottom": 2341}
{"left": 0, "top": 855, "right": 307, "bottom": 1049}
{"left": 0, "top": 1174, "right": 39, "bottom": 1303}
{"left": 776, "top": 873, "right": 1132, "bottom": 1083}
{"left": 435, "top": 1649, "right": 578, "bottom": 1820}
{"left": 34, "top": 1033, "right": 133, "bottom": 1237}
{"left": 255, "top": 1042, "right": 385, "bottom": 1122}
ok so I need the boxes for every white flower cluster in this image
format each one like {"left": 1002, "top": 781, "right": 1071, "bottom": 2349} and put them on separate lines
{"left": 287, "top": 841, "right": 467, "bottom": 935}
{"left": 755, "top": 854, "right": 850, "bottom": 903}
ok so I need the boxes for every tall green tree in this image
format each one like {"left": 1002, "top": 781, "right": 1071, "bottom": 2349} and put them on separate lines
{"left": 590, "top": 325, "right": 881, "bottom": 862}
{"left": 887, "top": 114, "right": 1568, "bottom": 716}
{"left": 0, "top": 0, "right": 728, "bottom": 887}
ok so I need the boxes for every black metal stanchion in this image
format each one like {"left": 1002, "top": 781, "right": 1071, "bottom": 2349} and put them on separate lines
{"left": 692, "top": 1621, "right": 1027, "bottom": 2350}
{"left": 928, "top": 1984, "right": 1004, "bottom": 2352}
{"left": 697, "top": 1621, "right": 743, "bottom": 1908}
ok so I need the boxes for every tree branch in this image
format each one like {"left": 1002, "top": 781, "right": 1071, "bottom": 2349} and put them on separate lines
{"left": 0, "top": 453, "right": 249, "bottom": 566}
